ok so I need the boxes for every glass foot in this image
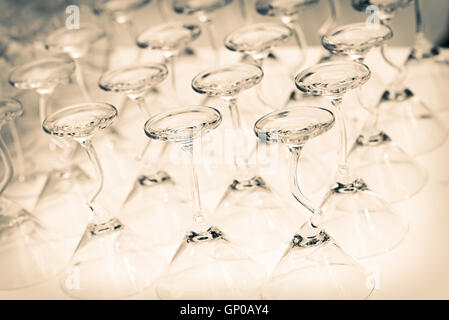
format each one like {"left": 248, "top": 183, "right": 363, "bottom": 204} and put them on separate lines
{"left": 60, "top": 217, "right": 166, "bottom": 299}
{"left": 349, "top": 131, "right": 428, "bottom": 202}
{"left": 0, "top": 198, "right": 72, "bottom": 290}
{"left": 156, "top": 226, "right": 265, "bottom": 299}
{"left": 320, "top": 178, "right": 409, "bottom": 259}
{"left": 120, "top": 170, "right": 191, "bottom": 246}
{"left": 263, "top": 223, "right": 373, "bottom": 299}
{"left": 378, "top": 89, "right": 448, "bottom": 156}
{"left": 213, "top": 176, "right": 300, "bottom": 255}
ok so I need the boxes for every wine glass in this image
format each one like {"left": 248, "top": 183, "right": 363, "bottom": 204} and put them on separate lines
{"left": 192, "top": 63, "right": 300, "bottom": 255}
{"left": 254, "top": 105, "right": 373, "bottom": 299}
{"left": 43, "top": 102, "right": 166, "bottom": 299}
{"left": 351, "top": 0, "right": 448, "bottom": 156}
{"left": 402, "top": 0, "right": 449, "bottom": 113}
{"left": 144, "top": 105, "right": 265, "bottom": 299}
{"left": 92, "top": 0, "right": 152, "bottom": 64}
{"left": 296, "top": 61, "right": 408, "bottom": 259}
{"left": 136, "top": 22, "right": 201, "bottom": 102}
{"left": 98, "top": 64, "right": 191, "bottom": 245}
{"left": 8, "top": 54, "right": 95, "bottom": 236}
{"left": 224, "top": 22, "right": 293, "bottom": 108}
{"left": 255, "top": 0, "right": 318, "bottom": 75}
{"left": 0, "top": 98, "right": 70, "bottom": 290}
{"left": 172, "top": 0, "right": 234, "bottom": 66}
{"left": 45, "top": 23, "right": 106, "bottom": 101}
{"left": 322, "top": 22, "right": 427, "bottom": 203}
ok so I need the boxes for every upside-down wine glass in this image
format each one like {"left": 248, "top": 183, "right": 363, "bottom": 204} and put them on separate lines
{"left": 0, "top": 98, "right": 70, "bottom": 290}
{"left": 45, "top": 23, "right": 106, "bottom": 101}
{"left": 98, "top": 63, "right": 192, "bottom": 245}
{"left": 172, "top": 0, "right": 234, "bottom": 66}
{"left": 224, "top": 22, "right": 293, "bottom": 108}
{"left": 43, "top": 102, "right": 166, "bottom": 299}
{"left": 136, "top": 22, "right": 201, "bottom": 105}
{"left": 402, "top": 0, "right": 449, "bottom": 112}
{"left": 192, "top": 63, "right": 300, "bottom": 255}
{"left": 322, "top": 22, "right": 427, "bottom": 203}
{"left": 93, "top": 0, "right": 152, "bottom": 65}
{"left": 351, "top": 0, "right": 448, "bottom": 156}
{"left": 144, "top": 105, "right": 265, "bottom": 299}
{"left": 295, "top": 61, "right": 408, "bottom": 259}
{"left": 254, "top": 105, "right": 374, "bottom": 299}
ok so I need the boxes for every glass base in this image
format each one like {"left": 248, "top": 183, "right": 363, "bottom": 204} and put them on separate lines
{"left": 119, "top": 170, "right": 191, "bottom": 246}
{"left": 156, "top": 226, "right": 265, "bottom": 299}
{"left": 0, "top": 198, "right": 72, "bottom": 290}
{"left": 213, "top": 176, "right": 301, "bottom": 255}
{"left": 378, "top": 88, "right": 448, "bottom": 156}
{"left": 60, "top": 217, "right": 166, "bottom": 299}
{"left": 349, "top": 131, "right": 428, "bottom": 203}
{"left": 33, "top": 164, "right": 93, "bottom": 237}
{"left": 320, "top": 178, "right": 409, "bottom": 259}
{"left": 262, "top": 223, "right": 373, "bottom": 299}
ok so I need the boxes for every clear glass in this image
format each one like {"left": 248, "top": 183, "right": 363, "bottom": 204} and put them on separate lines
{"left": 322, "top": 22, "right": 427, "bottom": 203}
{"left": 172, "top": 0, "right": 234, "bottom": 66}
{"left": 0, "top": 98, "right": 70, "bottom": 290}
{"left": 136, "top": 22, "right": 202, "bottom": 104}
{"left": 254, "top": 105, "right": 373, "bottom": 299}
{"left": 403, "top": 0, "right": 449, "bottom": 113}
{"left": 43, "top": 102, "right": 166, "bottom": 299}
{"left": 45, "top": 24, "right": 106, "bottom": 101}
{"left": 144, "top": 105, "right": 265, "bottom": 299}
{"left": 295, "top": 61, "right": 408, "bottom": 259}
{"left": 92, "top": 0, "right": 152, "bottom": 65}
{"left": 224, "top": 22, "right": 293, "bottom": 108}
{"left": 192, "top": 63, "right": 301, "bottom": 255}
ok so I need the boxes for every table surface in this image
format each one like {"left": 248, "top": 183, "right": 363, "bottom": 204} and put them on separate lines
{"left": 1, "top": 46, "right": 449, "bottom": 300}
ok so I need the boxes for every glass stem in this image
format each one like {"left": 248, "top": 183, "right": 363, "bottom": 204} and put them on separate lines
{"left": 122, "top": 20, "right": 142, "bottom": 62}
{"left": 226, "top": 97, "right": 249, "bottom": 177}
{"left": 39, "top": 93, "right": 49, "bottom": 125}
{"left": 74, "top": 59, "right": 92, "bottom": 101}
{"left": 199, "top": 15, "right": 219, "bottom": 66}
{"left": 331, "top": 98, "right": 352, "bottom": 183}
{"left": 80, "top": 139, "right": 104, "bottom": 207}
{"left": 157, "top": 0, "right": 168, "bottom": 20}
{"left": 0, "top": 130, "right": 13, "bottom": 195}
{"left": 283, "top": 15, "right": 308, "bottom": 76}
{"left": 184, "top": 143, "right": 204, "bottom": 226}
{"left": 238, "top": 0, "right": 251, "bottom": 23}
{"left": 318, "top": 0, "right": 337, "bottom": 38}
{"left": 288, "top": 145, "right": 320, "bottom": 217}
{"left": 164, "top": 53, "right": 177, "bottom": 95}
{"left": 135, "top": 96, "right": 151, "bottom": 118}
{"left": 415, "top": 0, "right": 424, "bottom": 34}
{"left": 8, "top": 120, "right": 26, "bottom": 181}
